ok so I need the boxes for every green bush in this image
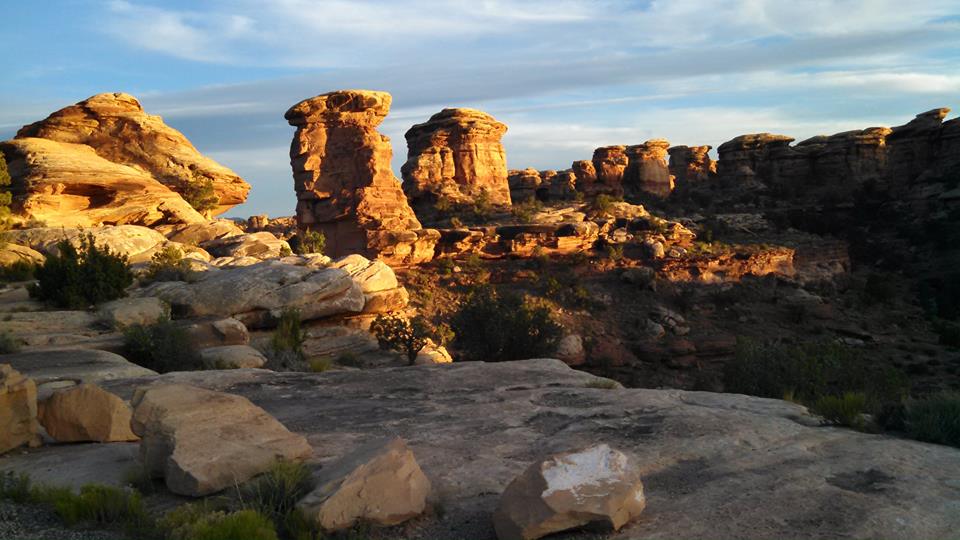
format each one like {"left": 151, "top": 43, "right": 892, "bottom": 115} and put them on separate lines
{"left": 724, "top": 339, "right": 906, "bottom": 412}
{"left": 30, "top": 234, "right": 134, "bottom": 309}
{"left": 267, "top": 308, "right": 307, "bottom": 370}
{"left": 589, "top": 194, "right": 621, "bottom": 217}
{"left": 238, "top": 461, "right": 314, "bottom": 539}
{"left": 292, "top": 230, "right": 326, "bottom": 255}
{"left": 163, "top": 505, "right": 277, "bottom": 540}
{"left": 370, "top": 313, "right": 434, "bottom": 365}
{"left": 182, "top": 173, "right": 219, "bottom": 214}
{"left": 813, "top": 392, "right": 868, "bottom": 429}
{"left": 146, "top": 245, "right": 188, "bottom": 282}
{"left": 452, "top": 285, "right": 563, "bottom": 362}
{"left": 906, "top": 392, "right": 960, "bottom": 448}
{"left": 123, "top": 318, "right": 201, "bottom": 373}
{"left": 0, "top": 471, "right": 32, "bottom": 503}
{"left": 0, "top": 260, "right": 35, "bottom": 282}
{"left": 51, "top": 484, "right": 149, "bottom": 528}
{"left": 512, "top": 199, "right": 543, "bottom": 223}
{"left": 0, "top": 330, "right": 21, "bottom": 354}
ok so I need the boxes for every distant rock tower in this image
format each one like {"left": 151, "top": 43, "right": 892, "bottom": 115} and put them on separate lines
{"left": 401, "top": 108, "right": 511, "bottom": 210}
{"left": 285, "top": 90, "right": 437, "bottom": 265}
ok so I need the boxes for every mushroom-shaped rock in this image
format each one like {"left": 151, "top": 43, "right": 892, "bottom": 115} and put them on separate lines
{"left": 285, "top": 90, "right": 435, "bottom": 265}
{"left": 493, "top": 444, "right": 645, "bottom": 540}
{"left": 297, "top": 437, "right": 431, "bottom": 531}
{"left": 131, "top": 384, "right": 313, "bottom": 496}
{"left": 38, "top": 384, "right": 138, "bottom": 443}
{"left": 0, "top": 364, "right": 41, "bottom": 454}
{"left": 402, "top": 108, "right": 511, "bottom": 210}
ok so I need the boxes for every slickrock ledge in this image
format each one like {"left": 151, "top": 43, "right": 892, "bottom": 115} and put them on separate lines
{"left": 285, "top": 90, "right": 437, "bottom": 265}
{"left": 4, "top": 359, "right": 956, "bottom": 540}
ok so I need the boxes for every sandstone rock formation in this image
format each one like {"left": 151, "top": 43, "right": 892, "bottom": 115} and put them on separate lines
{"left": 668, "top": 145, "right": 716, "bottom": 186}
{"left": 199, "top": 345, "right": 267, "bottom": 370}
{"left": 200, "top": 231, "right": 291, "bottom": 259}
{"left": 0, "top": 364, "right": 40, "bottom": 454}
{"left": 3, "top": 350, "right": 156, "bottom": 398}
{"left": 285, "top": 90, "right": 436, "bottom": 264}
{"left": 623, "top": 139, "right": 674, "bottom": 198}
{"left": 97, "top": 297, "right": 168, "bottom": 329}
{"left": 38, "top": 384, "right": 138, "bottom": 443}
{"left": 5, "top": 225, "right": 184, "bottom": 263}
{"left": 508, "top": 168, "right": 543, "bottom": 202}
{"left": 16, "top": 92, "right": 249, "bottom": 214}
{"left": 716, "top": 133, "right": 795, "bottom": 187}
{"left": 571, "top": 160, "right": 598, "bottom": 194}
{"left": 493, "top": 444, "right": 645, "bottom": 540}
{"left": 130, "top": 383, "right": 312, "bottom": 496}
{"left": 0, "top": 138, "right": 205, "bottom": 227}
{"left": 297, "top": 437, "right": 431, "bottom": 531}
{"left": 591, "top": 146, "right": 628, "bottom": 196}
{"left": 402, "top": 108, "right": 510, "bottom": 209}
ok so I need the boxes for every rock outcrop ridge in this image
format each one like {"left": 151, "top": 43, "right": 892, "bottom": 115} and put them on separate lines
{"left": 402, "top": 108, "right": 511, "bottom": 209}
{"left": 285, "top": 90, "right": 437, "bottom": 264}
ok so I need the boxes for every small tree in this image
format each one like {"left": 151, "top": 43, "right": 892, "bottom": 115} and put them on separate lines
{"left": 30, "top": 233, "right": 134, "bottom": 309}
{"left": 0, "top": 151, "right": 11, "bottom": 231}
{"left": 370, "top": 314, "right": 433, "bottom": 365}
{"left": 267, "top": 308, "right": 307, "bottom": 370}
{"left": 123, "top": 318, "right": 200, "bottom": 373}
{"left": 292, "top": 230, "right": 325, "bottom": 255}
{"left": 182, "top": 172, "right": 219, "bottom": 215}
{"left": 146, "top": 245, "right": 188, "bottom": 282}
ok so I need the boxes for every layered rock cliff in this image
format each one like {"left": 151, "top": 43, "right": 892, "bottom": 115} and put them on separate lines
{"left": 15, "top": 93, "right": 249, "bottom": 215}
{"left": 285, "top": 90, "right": 437, "bottom": 265}
{"left": 401, "top": 108, "right": 511, "bottom": 210}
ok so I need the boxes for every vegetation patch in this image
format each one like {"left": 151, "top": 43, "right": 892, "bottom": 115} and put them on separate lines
{"left": 123, "top": 317, "right": 201, "bottom": 373}
{"left": 266, "top": 308, "right": 308, "bottom": 371}
{"left": 30, "top": 233, "right": 134, "bottom": 309}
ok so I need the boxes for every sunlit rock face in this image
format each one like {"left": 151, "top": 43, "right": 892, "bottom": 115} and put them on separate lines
{"left": 15, "top": 92, "right": 250, "bottom": 215}
{"left": 624, "top": 139, "right": 674, "bottom": 198}
{"left": 285, "top": 90, "right": 436, "bottom": 265}
{"left": 402, "top": 108, "right": 511, "bottom": 209}
{"left": 668, "top": 145, "right": 716, "bottom": 187}
{"left": 591, "top": 145, "right": 628, "bottom": 196}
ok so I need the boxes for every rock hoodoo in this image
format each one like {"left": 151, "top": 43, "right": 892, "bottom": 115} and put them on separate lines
{"left": 402, "top": 108, "right": 511, "bottom": 210}
{"left": 285, "top": 90, "right": 437, "bottom": 264}
{"left": 623, "top": 139, "right": 674, "bottom": 198}
{"left": 15, "top": 92, "right": 250, "bottom": 215}
{"left": 668, "top": 144, "right": 716, "bottom": 187}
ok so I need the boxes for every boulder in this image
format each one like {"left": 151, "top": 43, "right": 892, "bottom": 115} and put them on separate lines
{"left": 0, "top": 138, "right": 206, "bottom": 228}
{"left": 621, "top": 266, "right": 656, "bottom": 289}
{"left": 159, "top": 220, "right": 244, "bottom": 245}
{"left": 592, "top": 146, "right": 628, "bottom": 196}
{"left": 0, "top": 364, "right": 40, "bottom": 454}
{"left": 15, "top": 92, "right": 250, "bottom": 214}
{"left": 3, "top": 350, "right": 157, "bottom": 398}
{"left": 493, "top": 444, "right": 645, "bottom": 540}
{"left": 0, "top": 243, "right": 44, "bottom": 267}
{"left": 5, "top": 225, "right": 173, "bottom": 263}
{"left": 297, "top": 437, "right": 430, "bottom": 531}
{"left": 176, "top": 317, "right": 249, "bottom": 349}
{"left": 624, "top": 139, "right": 674, "bottom": 198}
{"left": 329, "top": 254, "right": 408, "bottom": 313}
{"left": 508, "top": 168, "right": 542, "bottom": 202}
{"left": 97, "top": 297, "right": 168, "bottom": 328}
{"left": 200, "top": 232, "right": 291, "bottom": 259}
{"left": 130, "top": 384, "right": 312, "bottom": 496}
{"left": 38, "top": 384, "right": 138, "bottom": 443}
{"left": 414, "top": 339, "right": 453, "bottom": 365}
{"left": 554, "top": 334, "right": 586, "bottom": 366}
{"left": 200, "top": 345, "right": 267, "bottom": 369}
{"left": 285, "top": 90, "right": 436, "bottom": 264}
{"left": 668, "top": 145, "right": 717, "bottom": 187}
{"left": 402, "top": 108, "right": 511, "bottom": 209}
{"left": 135, "top": 261, "right": 365, "bottom": 326}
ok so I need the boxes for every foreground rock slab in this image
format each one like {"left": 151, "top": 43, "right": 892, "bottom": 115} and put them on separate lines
{"left": 3, "top": 350, "right": 156, "bottom": 398}
{"left": 493, "top": 444, "right": 645, "bottom": 540}
{"left": 130, "top": 383, "right": 313, "bottom": 496}
{"left": 11, "top": 360, "right": 960, "bottom": 539}
{"left": 38, "top": 384, "right": 138, "bottom": 443}
{"left": 0, "top": 365, "right": 40, "bottom": 454}
{"left": 298, "top": 437, "right": 431, "bottom": 531}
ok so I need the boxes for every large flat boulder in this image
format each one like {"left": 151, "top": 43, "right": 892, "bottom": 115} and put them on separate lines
{"left": 0, "top": 365, "right": 40, "bottom": 454}
{"left": 135, "top": 260, "right": 365, "bottom": 326}
{"left": 130, "top": 383, "right": 313, "bottom": 496}
{"left": 38, "top": 383, "right": 138, "bottom": 443}
{"left": 10, "top": 360, "right": 960, "bottom": 539}
{"left": 3, "top": 350, "right": 157, "bottom": 396}
{"left": 5, "top": 225, "right": 176, "bottom": 263}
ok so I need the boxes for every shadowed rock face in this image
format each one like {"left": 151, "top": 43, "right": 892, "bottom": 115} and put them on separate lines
{"left": 285, "top": 90, "right": 436, "bottom": 265}
{"left": 15, "top": 92, "right": 250, "bottom": 215}
{"left": 624, "top": 139, "right": 673, "bottom": 199}
{"left": 402, "top": 108, "right": 511, "bottom": 209}
{"left": 668, "top": 145, "right": 716, "bottom": 187}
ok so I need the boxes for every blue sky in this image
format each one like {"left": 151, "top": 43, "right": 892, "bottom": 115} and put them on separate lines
{"left": 1, "top": 0, "right": 958, "bottom": 217}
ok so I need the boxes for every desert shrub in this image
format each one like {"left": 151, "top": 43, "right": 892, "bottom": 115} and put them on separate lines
{"left": 813, "top": 392, "right": 868, "bottom": 429}
{"left": 370, "top": 313, "right": 434, "bottom": 365}
{"left": 308, "top": 357, "right": 334, "bottom": 372}
{"left": 238, "top": 461, "right": 314, "bottom": 539}
{"left": 123, "top": 317, "right": 201, "bottom": 373}
{"left": 30, "top": 234, "right": 134, "bottom": 309}
{"left": 906, "top": 392, "right": 960, "bottom": 448}
{"left": 0, "top": 260, "right": 35, "bottom": 282}
{"left": 724, "top": 339, "right": 906, "bottom": 412}
{"left": 146, "top": 245, "right": 188, "bottom": 282}
{"left": 292, "top": 231, "right": 325, "bottom": 255}
{"left": 163, "top": 505, "right": 277, "bottom": 540}
{"left": 604, "top": 244, "right": 624, "bottom": 262}
{"left": 0, "top": 471, "right": 32, "bottom": 503}
{"left": 512, "top": 198, "right": 543, "bottom": 223}
{"left": 471, "top": 188, "right": 494, "bottom": 220}
{"left": 51, "top": 484, "right": 148, "bottom": 528}
{"left": 452, "top": 285, "right": 563, "bottom": 362}
{"left": 182, "top": 173, "right": 219, "bottom": 215}
{"left": 589, "top": 194, "right": 620, "bottom": 217}
{"left": 0, "top": 330, "right": 21, "bottom": 353}
{"left": 0, "top": 150, "right": 11, "bottom": 231}
{"left": 267, "top": 308, "right": 307, "bottom": 370}
{"left": 122, "top": 464, "right": 160, "bottom": 495}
